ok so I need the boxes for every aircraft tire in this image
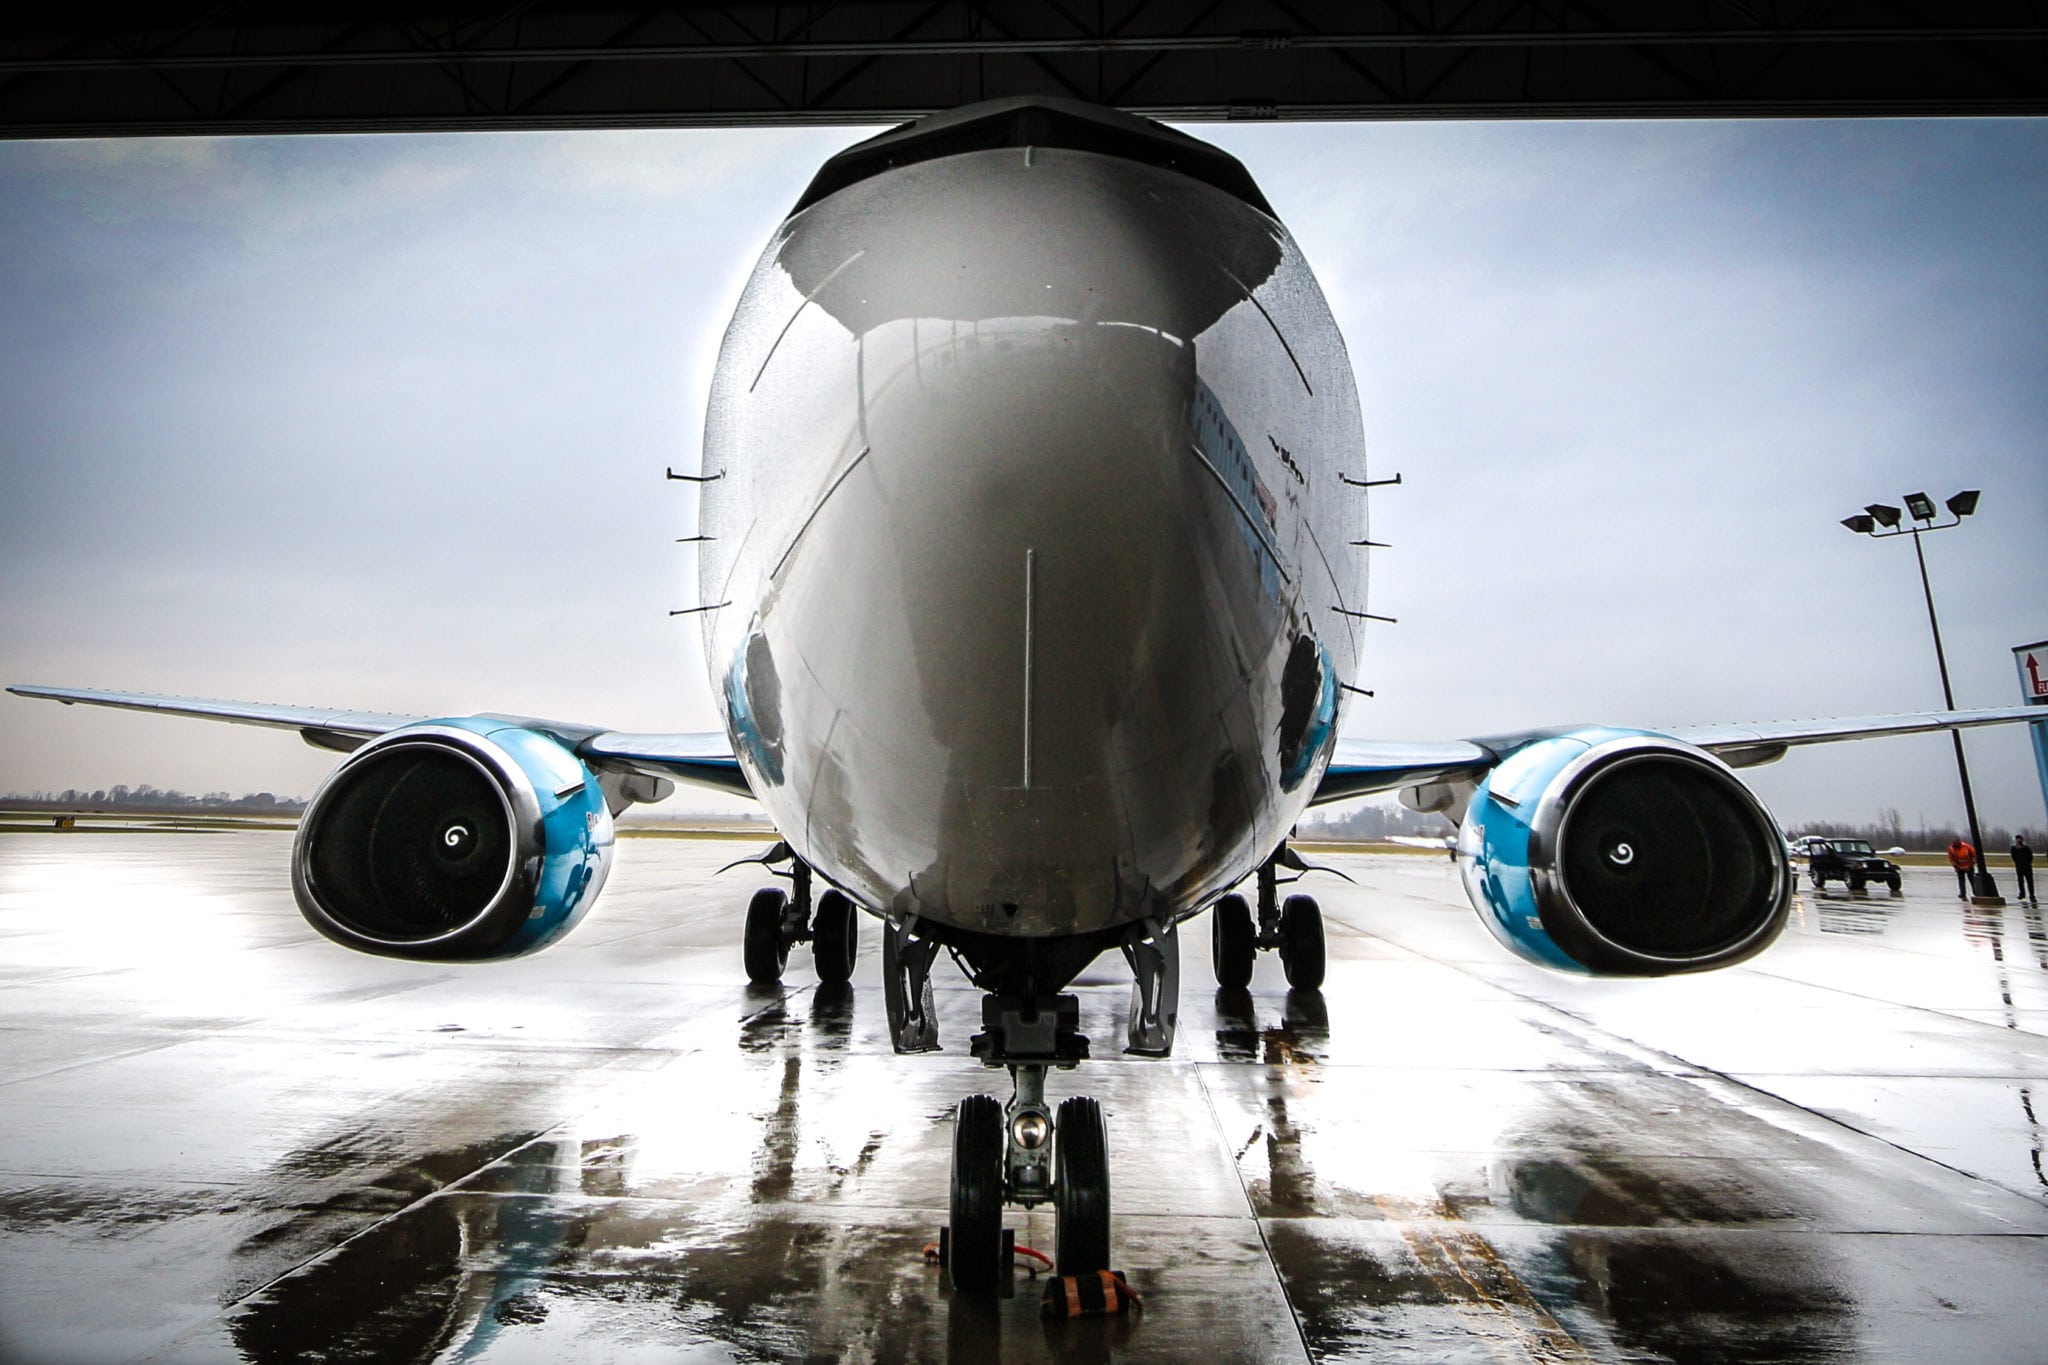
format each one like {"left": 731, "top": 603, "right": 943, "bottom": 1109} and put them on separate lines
{"left": 1054, "top": 1095, "right": 1111, "bottom": 1275}
{"left": 743, "top": 887, "right": 790, "bottom": 984}
{"left": 949, "top": 1094, "right": 1005, "bottom": 1292}
{"left": 812, "top": 890, "right": 857, "bottom": 984}
{"left": 1279, "top": 894, "right": 1326, "bottom": 990}
{"left": 1211, "top": 893, "right": 1256, "bottom": 989}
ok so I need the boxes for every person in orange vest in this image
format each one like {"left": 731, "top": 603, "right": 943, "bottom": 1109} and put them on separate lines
{"left": 1947, "top": 836, "right": 1977, "bottom": 899}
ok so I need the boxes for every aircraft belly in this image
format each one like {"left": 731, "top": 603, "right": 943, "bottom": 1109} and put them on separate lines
{"left": 700, "top": 145, "right": 1368, "bottom": 939}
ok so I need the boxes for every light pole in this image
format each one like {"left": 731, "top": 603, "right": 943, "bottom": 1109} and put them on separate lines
{"left": 1841, "top": 490, "right": 2002, "bottom": 904}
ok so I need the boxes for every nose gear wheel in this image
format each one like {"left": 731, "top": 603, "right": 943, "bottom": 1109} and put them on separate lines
{"left": 1053, "top": 1095, "right": 1111, "bottom": 1274}
{"left": 948, "top": 1095, "right": 1006, "bottom": 1292}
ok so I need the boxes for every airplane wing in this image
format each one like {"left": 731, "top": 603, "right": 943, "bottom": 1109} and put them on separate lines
{"left": 577, "top": 730, "right": 751, "bottom": 798}
{"left": 1663, "top": 706, "right": 2047, "bottom": 768}
{"left": 1312, "top": 737, "right": 1496, "bottom": 804}
{"left": 5, "top": 684, "right": 750, "bottom": 800}
{"left": 1311, "top": 703, "right": 2045, "bottom": 805}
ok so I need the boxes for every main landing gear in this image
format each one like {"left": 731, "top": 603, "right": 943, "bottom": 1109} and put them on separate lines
{"left": 1210, "top": 843, "right": 1346, "bottom": 990}
{"left": 727, "top": 843, "right": 859, "bottom": 985}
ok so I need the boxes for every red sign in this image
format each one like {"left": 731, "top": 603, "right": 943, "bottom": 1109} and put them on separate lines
{"left": 2018, "top": 642, "right": 2048, "bottom": 702}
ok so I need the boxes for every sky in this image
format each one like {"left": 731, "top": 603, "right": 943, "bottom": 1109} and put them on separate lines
{"left": 0, "top": 116, "right": 2043, "bottom": 830}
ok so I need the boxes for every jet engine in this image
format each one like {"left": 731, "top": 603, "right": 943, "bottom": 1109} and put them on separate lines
{"left": 1456, "top": 729, "right": 1790, "bottom": 975}
{"left": 292, "top": 718, "right": 613, "bottom": 961}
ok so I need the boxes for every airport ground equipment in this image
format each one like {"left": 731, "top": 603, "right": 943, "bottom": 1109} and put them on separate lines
{"left": 1805, "top": 839, "right": 1903, "bottom": 895}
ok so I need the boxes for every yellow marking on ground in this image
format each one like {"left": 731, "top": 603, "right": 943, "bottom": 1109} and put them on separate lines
{"left": 1372, "top": 1194, "right": 1593, "bottom": 1364}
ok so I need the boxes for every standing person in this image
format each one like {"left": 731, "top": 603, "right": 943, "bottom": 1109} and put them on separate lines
{"left": 1948, "top": 836, "right": 1977, "bottom": 899}
{"left": 2013, "top": 835, "right": 2037, "bottom": 905}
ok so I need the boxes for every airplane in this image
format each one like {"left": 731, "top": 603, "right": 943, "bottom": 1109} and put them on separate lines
{"left": 11, "top": 95, "right": 2043, "bottom": 1296}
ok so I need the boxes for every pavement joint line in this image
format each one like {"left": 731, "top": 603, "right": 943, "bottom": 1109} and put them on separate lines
{"left": 140, "top": 990, "right": 828, "bottom": 1346}
{"left": 1308, "top": 859, "right": 2048, "bottom": 1208}
{"left": 1191, "top": 1038, "right": 1315, "bottom": 1363}
{"left": 1364, "top": 915, "right": 2048, "bottom": 1213}
{"left": 177, "top": 1132, "right": 610, "bottom": 1319}
{"left": 0, "top": 1036, "right": 246, "bottom": 1090}
{"left": 1254, "top": 1216, "right": 2048, "bottom": 1240}
{"left": 1739, "top": 962, "right": 2048, "bottom": 1037}
{"left": 0, "top": 1172, "right": 235, "bottom": 1187}
{"left": 1718, "top": 1071, "right": 2048, "bottom": 1209}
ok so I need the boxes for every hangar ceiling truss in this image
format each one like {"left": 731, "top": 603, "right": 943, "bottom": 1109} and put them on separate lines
{"left": 1, "top": 2, "right": 2045, "bottom": 136}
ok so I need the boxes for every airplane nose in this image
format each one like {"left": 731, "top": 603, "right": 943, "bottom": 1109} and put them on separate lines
{"left": 765, "top": 316, "right": 1272, "bottom": 934}
{"left": 708, "top": 147, "right": 1312, "bottom": 935}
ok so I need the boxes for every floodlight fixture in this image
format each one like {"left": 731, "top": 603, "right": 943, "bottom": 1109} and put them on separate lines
{"left": 1837, "top": 485, "right": 2000, "bottom": 901}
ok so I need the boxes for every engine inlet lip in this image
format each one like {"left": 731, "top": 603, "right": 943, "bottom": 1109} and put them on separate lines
{"left": 1526, "top": 736, "right": 1792, "bottom": 972}
{"left": 293, "top": 725, "right": 540, "bottom": 949}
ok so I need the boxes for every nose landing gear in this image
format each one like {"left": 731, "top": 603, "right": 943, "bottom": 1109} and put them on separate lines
{"left": 943, "top": 993, "right": 1111, "bottom": 1291}
{"left": 874, "top": 912, "right": 1169, "bottom": 1294}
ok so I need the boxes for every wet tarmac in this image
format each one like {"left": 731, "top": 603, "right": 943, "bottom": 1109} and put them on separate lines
{"left": 1, "top": 831, "right": 2045, "bottom": 1363}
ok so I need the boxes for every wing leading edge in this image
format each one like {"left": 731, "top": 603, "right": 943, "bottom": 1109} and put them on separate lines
{"left": 1311, "top": 703, "right": 2046, "bottom": 806}
{"left": 5, "top": 684, "right": 750, "bottom": 801}
{"left": 12, "top": 685, "right": 2042, "bottom": 814}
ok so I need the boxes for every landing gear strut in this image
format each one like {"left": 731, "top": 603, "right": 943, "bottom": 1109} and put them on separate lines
{"left": 942, "top": 992, "right": 1112, "bottom": 1290}
{"left": 1208, "top": 842, "right": 1346, "bottom": 990}
{"left": 885, "top": 916, "right": 1169, "bottom": 1292}
{"left": 883, "top": 916, "right": 941, "bottom": 1053}
{"left": 730, "top": 843, "right": 860, "bottom": 985}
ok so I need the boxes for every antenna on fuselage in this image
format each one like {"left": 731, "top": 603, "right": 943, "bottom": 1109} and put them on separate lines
{"left": 1339, "top": 471, "right": 1401, "bottom": 489}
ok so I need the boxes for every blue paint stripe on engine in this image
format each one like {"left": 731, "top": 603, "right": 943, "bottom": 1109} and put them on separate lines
{"left": 426, "top": 717, "right": 615, "bottom": 958}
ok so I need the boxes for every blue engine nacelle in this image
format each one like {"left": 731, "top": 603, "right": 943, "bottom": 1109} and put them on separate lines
{"left": 1457, "top": 729, "right": 1791, "bottom": 975}
{"left": 292, "top": 718, "right": 614, "bottom": 961}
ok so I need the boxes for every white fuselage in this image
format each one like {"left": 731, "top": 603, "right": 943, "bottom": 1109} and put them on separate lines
{"left": 700, "top": 144, "right": 1371, "bottom": 938}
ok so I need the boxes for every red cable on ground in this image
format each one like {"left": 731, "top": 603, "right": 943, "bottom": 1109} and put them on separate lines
{"left": 918, "top": 1242, "right": 1056, "bottom": 1272}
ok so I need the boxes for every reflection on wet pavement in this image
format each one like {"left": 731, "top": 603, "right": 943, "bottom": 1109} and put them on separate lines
{"left": 3, "top": 837, "right": 2046, "bottom": 1362}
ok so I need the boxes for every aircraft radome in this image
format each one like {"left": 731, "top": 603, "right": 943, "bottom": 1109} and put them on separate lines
{"left": 12, "top": 96, "right": 2040, "bottom": 1295}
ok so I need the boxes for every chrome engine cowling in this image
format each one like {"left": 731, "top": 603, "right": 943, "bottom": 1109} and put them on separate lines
{"left": 292, "top": 719, "right": 613, "bottom": 961}
{"left": 1456, "top": 729, "right": 1790, "bottom": 975}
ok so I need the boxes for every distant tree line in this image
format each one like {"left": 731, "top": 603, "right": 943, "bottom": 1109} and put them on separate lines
{"left": 1789, "top": 806, "right": 2045, "bottom": 853}
{"left": 1300, "top": 799, "right": 2048, "bottom": 852}
{"left": 1299, "top": 802, "right": 1455, "bottom": 842}
{"left": 4, "top": 786, "right": 304, "bottom": 814}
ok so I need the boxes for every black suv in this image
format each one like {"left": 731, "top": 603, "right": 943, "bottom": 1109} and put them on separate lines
{"left": 1805, "top": 838, "right": 1901, "bottom": 894}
